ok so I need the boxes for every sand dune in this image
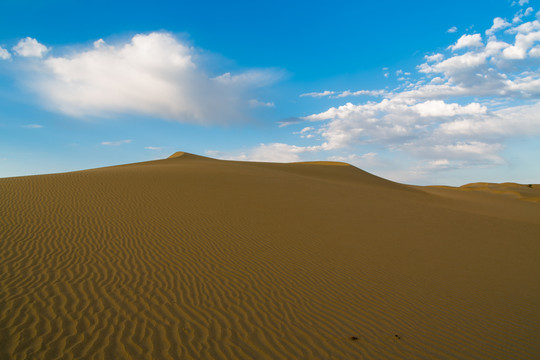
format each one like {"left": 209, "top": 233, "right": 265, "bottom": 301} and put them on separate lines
{"left": 459, "top": 182, "right": 540, "bottom": 202}
{"left": 1, "top": 152, "right": 539, "bottom": 359}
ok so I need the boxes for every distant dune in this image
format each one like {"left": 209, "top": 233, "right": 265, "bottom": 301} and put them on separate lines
{"left": 459, "top": 182, "right": 540, "bottom": 202}
{"left": 1, "top": 153, "right": 539, "bottom": 359}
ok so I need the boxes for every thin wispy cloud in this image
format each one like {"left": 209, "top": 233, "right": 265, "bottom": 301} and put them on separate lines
{"left": 101, "top": 139, "right": 132, "bottom": 146}
{"left": 512, "top": 0, "right": 529, "bottom": 6}
{"left": 208, "top": 143, "right": 321, "bottom": 163}
{"left": 301, "top": 89, "right": 388, "bottom": 99}
{"left": 248, "top": 99, "right": 275, "bottom": 107}
{"left": 300, "top": 90, "right": 336, "bottom": 98}
{"left": 277, "top": 117, "right": 303, "bottom": 127}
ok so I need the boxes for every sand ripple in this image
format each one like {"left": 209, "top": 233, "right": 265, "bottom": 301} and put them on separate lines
{"left": 1, "top": 154, "right": 539, "bottom": 359}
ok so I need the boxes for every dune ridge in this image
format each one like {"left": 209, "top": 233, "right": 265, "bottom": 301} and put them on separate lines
{"left": 1, "top": 153, "right": 539, "bottom": 359}
{"left": 459, "top": 182, "right": 540, "bottom": 202}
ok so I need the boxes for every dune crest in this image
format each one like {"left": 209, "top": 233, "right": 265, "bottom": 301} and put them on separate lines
{"left": 461, "top": 182, "right": 540, "bottom": 202}
{"left": 167, "top": 151, "right": 186, "bottom": 158}
{"left": 1, "top": 152, "right": 539, "bottom": 359}
{"left": 166, "top": 151, "right": 211, "bottom": 160}
{"left": 431, "top": 182, "right": 540, "bottom": 203}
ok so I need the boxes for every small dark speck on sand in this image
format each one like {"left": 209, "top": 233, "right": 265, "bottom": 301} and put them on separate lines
{"left": 351, "top": 336, "right": 359, "bottom": 341}
{"left": 395, "top": 334, "right": 401, "bottom": 339}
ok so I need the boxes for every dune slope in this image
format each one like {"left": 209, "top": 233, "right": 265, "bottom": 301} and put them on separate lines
{"left": 1, "top": 153, "right": 539, "bottom": 359}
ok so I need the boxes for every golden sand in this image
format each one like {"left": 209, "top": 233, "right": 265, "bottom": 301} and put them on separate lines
{"left": 1, "top": 153, "right": 539, "bottom": 359}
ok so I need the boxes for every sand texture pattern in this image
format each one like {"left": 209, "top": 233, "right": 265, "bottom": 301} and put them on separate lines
{"left": 1, "top": 153, "right": 539, "bottom": 359}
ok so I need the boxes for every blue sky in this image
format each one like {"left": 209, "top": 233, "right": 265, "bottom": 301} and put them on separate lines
{"left": 1, "top": 0, "right": 539, "bottom": 185}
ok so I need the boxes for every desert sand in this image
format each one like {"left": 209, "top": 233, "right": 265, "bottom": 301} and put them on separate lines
{"left": 1, "top": 152, "right": 539, "bottom": 359}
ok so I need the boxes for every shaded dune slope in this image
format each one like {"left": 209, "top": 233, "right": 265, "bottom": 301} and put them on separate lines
{"left": 1, "top": 153, "right": 539, "bottom": 359}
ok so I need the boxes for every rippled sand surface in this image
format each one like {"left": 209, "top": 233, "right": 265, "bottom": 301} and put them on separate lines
{"left": 1, "top": 152, "right": 539, "bottom": 359}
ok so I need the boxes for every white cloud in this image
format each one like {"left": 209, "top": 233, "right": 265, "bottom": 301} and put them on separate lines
{"left": 447, "top": 26, "right": 458, "bottom": 33}
{"left": 417, "top": 52, "right": 489, "bottom": 90}
{"left": 438, "top": 102, "right": 540, "bottom": 137}
{"left": 93, "top": 39, "right": 106, "bottom": 49}
{"left": 22, "top": 124, "right": 43, "bottom": 128}
{"left": 512, "top": 6, "right": 535, "bottom": 23}
{"left": 303, "top": 98, "right": 495, "bottom": 152}
{"left": 22, "top": 32, "right": 280, "bottom": 124}
{"left": 502, "top": 30, "right": 540, "bottom": 59}
{"left": 144, "top": 146, "right": 162, "bottom": 150}
{"left": 101, "top": 139, "right": 132, "bottom": 146}
{"left": 412, "top": 100, "right": 487, "bottom": 117}
{"left": 435, "top": 52, "right": 486, "bottom": 72}
{"left": 13, "top": 37, "right": 48, "bottom": 58}
{"left": 425, "top": 53, "right": 444, "bottom": 62}
{"left": 430, "top": 142, "right": 504, "bottom": 163}
{"left": 486, "top": 18, "right": 511, "bottom": 36}
{"left": 324, "top": 152, "right": 382, "bottom": 170}
{"left": 529, "top": 45, "right": 540, "bottom": 56}
{"left": 449, "top": 34, "right": 484, "bottom": 51}
{"left": 428, "top": 159, "right": 450, "bottom": 168}
{"left": 0, "top": 46, "right": 11, "bottom": 60}
{"left": 214, "top": 70, "right": 281, "bottom": 88}
{"left": 330, "top": 152, "right": 378, "bottom": 164}
{"left": 247, "top": 143, "right": 320, "bottom": 162}
{"left": 300, "top": 90, "right": 335, "bottom": 98}
{"left": 277, "top": 117, "right": 303, "bottom": 127}
{"left": 292, "top": 15, "right": 540, "bottom": 173}
{"left": 211, "top": 143, "right": 322, "bottom": 163}
{"left": 295, "top": 126, "right": 317, "bottom": 138}
{"left": 507, "top": 19, "right": 540, "bottom": 34}
{"left": 333, "top": 89, "right": 387, "bottom": 98}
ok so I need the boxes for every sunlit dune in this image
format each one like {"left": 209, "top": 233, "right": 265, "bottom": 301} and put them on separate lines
{"left": 1, "top": 153, "right": 539, "bottom": 359}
